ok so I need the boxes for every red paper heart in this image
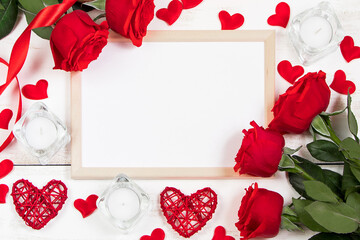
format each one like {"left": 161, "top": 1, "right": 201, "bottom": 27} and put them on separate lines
{"left": 219, "top": 11, "right": 244, "bottom": 30}
{"left": 156, "top": 0, "right": 183, "bottom": 26}
{"left": 0, "top": 159, "right": 14, "bottom": 179}
{"left": 74, "top": 194, "right": 98, "bottom": 218}
{"left": 0, "top": 109, "right": 13, "bottom": 130}
{"left": 340, "top": 36, "right": 360, "bottom": 63}
{"left": 330, "top": 70, "right": 356, "bottom": 95}
{"left": 140, "top": 228, "right": 165, "bottom": 240}
{"left": 0, "top": 184, "right": 9, "bottom": 204}
{"left": 22, "top": 79, "right": 48, "bottom": 100}
{"left": 160, "top": 187, "right": 217, "bottom": 238}
{"left": 212, "top": 226, "right": 235, "bottom": 240}
{"left": 267, "top": 2, "right": 290, "bottom": 28}
{"left": 277, "top": 60, "right": 304, "bottom": 84}
{"left": 11, "top": 179, "right": 68, "bottom": 229}
{"left": 181, "top": 0, "right": 202, "bottom": 9}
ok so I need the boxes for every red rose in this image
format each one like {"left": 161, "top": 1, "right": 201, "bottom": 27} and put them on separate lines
{"left": 234, "top": 121, "right": 285, "bottom": 177}
{"left": 50, "top": 10, "right": 109, "bottom": 71}
{"left": 106, "top": 0, "right": 155, "bottom": 47}
{"left": 236, "top": 183, "right": 283, "bottom": 240}
{"left": 269, "top": 71, "right": 330, "bottom": 134}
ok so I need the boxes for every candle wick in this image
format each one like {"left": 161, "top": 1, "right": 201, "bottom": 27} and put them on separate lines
{"left": 315, "top": 28, "right": 322, "bottom": 34}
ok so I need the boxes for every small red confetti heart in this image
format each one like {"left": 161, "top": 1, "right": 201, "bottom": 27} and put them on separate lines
{"left": 156, "top": 0, "right": 183, "bottom": 26}
{"left": 181, "top": 0, "right": 202, "bottom": 9}
{"left": 277, "top": 60, "right": 304, "bottom": 84}
{"left": 219, "top": 11, "right": 244, "bottom": 30}
{"left": 0, "top": 159, "right": 13, "bottom": 179}
{"left": 0, "top": 184, "right": 9, "bottom": 204}
{"left": 330, "top": 70, "right": 356, "bottom": 95}
{"left": 140, "top": 228, "right": 165, "bottom": 240}
{"left": 0, "top": 109, "right": 13, "bottom": 130}
{"left": 340, "top": 36, "right": 360, "bottom": 63}
{"left": 267, "top": 2, "right": 290, "bottom": 28}
{"left": 74, "top": 194, "right": 99, "bottom": 218}
{"left": 22, "top": 79, "right": 48, "bottom": 100}
{"left": 160, "top": 187, "right": 217, "bottom": 238}
{"left": 212, "top": 226, "right": 235, "bottom": 240}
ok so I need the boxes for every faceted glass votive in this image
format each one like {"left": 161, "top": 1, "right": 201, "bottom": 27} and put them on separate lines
{"left": 288, "top": 1, "right": 344, "bottom": 65}
{"left": 13, "top": 102, "right": 70, "bottom": 165}
{"left": 97, "top": 174, "right": 151, "bottom": 233}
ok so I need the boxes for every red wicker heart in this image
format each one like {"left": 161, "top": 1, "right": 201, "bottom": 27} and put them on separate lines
{"left": 160, "top": 187, "right": 217, "bottom": 238}
{"left": 11, "top": 179, "right": 68, "bottom": 230}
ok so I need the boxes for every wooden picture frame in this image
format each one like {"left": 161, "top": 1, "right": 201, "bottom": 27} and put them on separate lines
{"left": 71, "top": 30, "right": 275, "bottom": 179}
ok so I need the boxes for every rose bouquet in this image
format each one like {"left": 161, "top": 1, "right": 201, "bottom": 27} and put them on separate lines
{"left": 235, "top": 71, "right": 360, "bottom": 239}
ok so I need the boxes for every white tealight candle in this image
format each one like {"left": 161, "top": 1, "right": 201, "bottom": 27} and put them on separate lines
{"left": 107, "top": 188, "right": 140, "bottom": 221}
{"left": 25, "top": 117, "right": 58, "bottom": 150}
{"left": 300, "top": 16, "right": 333, "bottom": 48}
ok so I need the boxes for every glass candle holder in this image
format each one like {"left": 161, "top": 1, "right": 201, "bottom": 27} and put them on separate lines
{"left": 288, "top": 1, "right": 344, "bottom": 65}
{"left": 13, "top": 102, "right": 70, "bottom": 165}
{"left": 97, "top": 174, "right": 151, "bottom": 233}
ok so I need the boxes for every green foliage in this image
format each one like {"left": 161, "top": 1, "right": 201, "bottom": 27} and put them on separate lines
{"left": 0, "top": 0, "right": 18, "bottom": 39}
{"left": 18, "top": 0, "right": 59, "bottom": 39}
{"left": 303, "top": 180, "right": 339, "bottom": 203}
{"left": 307, "top": 140, "right": 346, "bottom": 162}
{"left": 347, "top": 93, "right": 359, "bottom": 142}
{"left": 309, "top": 232, "right": 360, "bottom": 240}
{"left": 305, "top": 202, "right": 359, "bottom": 234}
{"left": 311, "top": 115, "right": 330, "bottom": 137}
{"left": 83, "top": 0, "right": 105, "bottom": 10}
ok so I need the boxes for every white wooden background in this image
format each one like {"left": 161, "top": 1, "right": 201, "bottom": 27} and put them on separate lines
{"left": 0, "top": 0, "right": 359, "bottom": 239}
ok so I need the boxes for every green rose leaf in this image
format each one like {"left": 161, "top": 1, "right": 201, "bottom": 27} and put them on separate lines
{"left": 289, "top": 156, "right": 325, "bottom": 198}
{"left": 83, "top": 0, "right": 105, "bottom": 10}
{"left": 347, "top": 93, "right": 359, "bottom": 141}
{"left": 322, "top": 169, "right": 343, "bottom": 198}
{"left": 280, "top": 216, "right": 303, "bottom": 232}
{"left": 320, "top": 108, "right": 346, "bottom": 117}
{"left": 343, "top": 162, "right": 360, "bottom": 193}
{"left": 309, "top": 232, "right": 360, "bottom": 240}
{"left": 346, "top": 192, "right": 360, "bottom": 215}
{"left": 339, "top": 137, "right": 360, "bottom": 160}
{"left": 283, "top": 146, "right": 302, "bottom": 155}
{"left": 305, "top": 201, "right": 359, "bottom": 234}
{"left": 292, "top": 198, "right": 329, "bottom": 232}
{"left": 18, "top": 0, "right": 59, "bottom": 39}
{"left": 311, "top": 115, "right": 330, "bottom": 137}
{"left": 350, "top": 165, "right": 360, "bottom": 183}
{"left": 307, "top": 140, "right": 346, "bottom": 162}
{"left": 282, "top": 206, "right": 297, "bottom": 217}
{"left": 304, "top": 180, "right": 339, "bottom": 203}
{"left": 279, "top": 154, "right": 296, "bottom": 170}
{"left": 0, "top": 0, "right": 18, "bottom": 40}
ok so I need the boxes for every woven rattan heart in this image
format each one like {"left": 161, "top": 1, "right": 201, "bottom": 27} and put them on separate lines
{"left": 11, "top": 179, "right": 68, "bottom": 229}
{"left": 160, "top": 187, "right": 217, "bottom": 238}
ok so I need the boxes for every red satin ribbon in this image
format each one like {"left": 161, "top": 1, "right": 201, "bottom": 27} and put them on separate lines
{"left": 0, "top": 0, "right": 77, "bottom": 152}
{"left": 0, "top": 58, "right": 21, "bottom": 152}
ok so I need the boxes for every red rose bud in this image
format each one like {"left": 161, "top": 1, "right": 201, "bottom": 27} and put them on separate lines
{"left": 106, "top": 0, "right": 155, "bottom": 47}
{"left": 234, "top": 121, "right": 285, "bottom": 177}
{"left": 50, "top": 10, "right": 109, "bottom": 72}
{"left": 236, "top": 183, "right": 283, "bottom": 240}
{"left": 269, "top": 71, "right": 330, "bottom": 134}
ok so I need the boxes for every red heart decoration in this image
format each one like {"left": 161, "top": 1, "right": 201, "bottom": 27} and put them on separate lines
{"left": 212, "top": 226, "right": 235, "bottom": 240}
{"left": 74, "top": 194, "right": 98, "bottom": 218}
{"left": 160, "top": 187, "right": 217, "bottom": 238}
{"left": 0, "top": 109, "right": 13, "bottom": 130}
{"left": 330, "top": 70, "right": 356, "bottom": 95}
{"left": 277, "top": 60, "right": 304, "bottom": 84}
{"left": 0, "top": 184, "right": 9, "bottom": 204}
{"left": 156, "top": 0, "right": 183, "bottom": 26}
{"left": 267, "top": 2, "right": 290, "bottom": 28}
{"left": 140, "top": 228, "right": 165, "bottom": 240}
{"left": 0, "top": 159, "right": 14, "bottom": 179}
{"left": 11, "top": 179, "right": 68, "bottom": 229}
{"left": 22, "top": 79, "right": 48, "bottom": 100}
{"left": 181, "top": 0, "right": 202, "bottom": 9}
{"left": 340, "top": 36, "right": 360, "bottom": 63}
{"left": 219, "top": 11, "right": 244, "bottom": 30}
